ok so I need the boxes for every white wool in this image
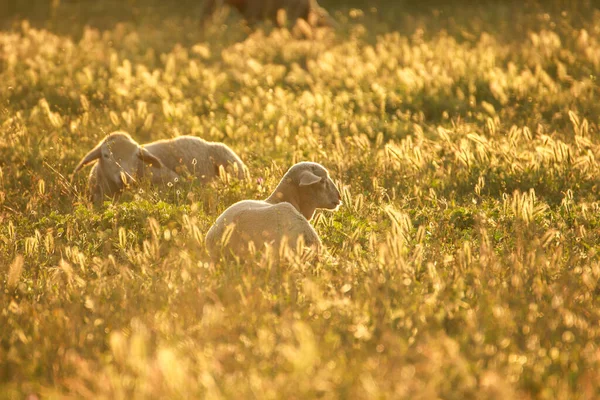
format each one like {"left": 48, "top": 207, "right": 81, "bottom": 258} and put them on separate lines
{"left": 143, "top": 135, "right": 247, "bottom": 182}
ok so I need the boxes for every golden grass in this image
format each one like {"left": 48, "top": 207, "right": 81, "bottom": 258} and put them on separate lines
{"left": 1, "top": 1, "right": 600, "bottom": 398}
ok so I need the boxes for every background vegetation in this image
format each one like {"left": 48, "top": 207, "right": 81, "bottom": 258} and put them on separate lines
{"left": 1, "top": 0, "right": 600, "bottom": 398}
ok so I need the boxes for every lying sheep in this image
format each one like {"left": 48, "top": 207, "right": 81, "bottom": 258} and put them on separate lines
{"left": 205, "top": 161, "right": 341, "bottom": 260}
{"left": 202, "top": 0, "right": 336, "bottom": 28}
{"left": 142, "top": 135, "right": 247, "bottom": 182}
{"left": 72, "top": 131, "right": 247, "bottom": 204}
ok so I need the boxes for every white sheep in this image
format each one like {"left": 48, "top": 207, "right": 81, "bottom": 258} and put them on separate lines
{"left": 202, "top": 0, "right": 336, "bottom": 28}
{"left": 205, "top": 161, "right": 342, "bottom": 260}
{"left": 72, "top": 131, "right": 247, "bottom": 204}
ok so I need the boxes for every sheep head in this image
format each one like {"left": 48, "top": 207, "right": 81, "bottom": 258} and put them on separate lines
{"left": 307, "top": 0, "right": 337, "bottom": 28}
{"left": 267, "top": 161, "right": 342, "bottom": 220}
{"left": 73, "top": 131, "right": 163, "bottom": 189}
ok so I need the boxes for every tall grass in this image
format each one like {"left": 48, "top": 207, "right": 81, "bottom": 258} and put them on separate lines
{"left": 1, "top": 1, "right": 600, "bottom": 398}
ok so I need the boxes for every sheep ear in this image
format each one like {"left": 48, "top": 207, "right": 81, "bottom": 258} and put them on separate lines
{"left": 138, "top": 148, "right": 163, "bottom": 168}
{"left": 73, "top": 145, "right": 101, "bottom": 175}
{"left": 298, "top": 170, "right": 322, "bottom": 186}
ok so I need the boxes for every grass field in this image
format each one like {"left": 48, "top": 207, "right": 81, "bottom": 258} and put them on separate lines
{"left": 1, "top": 0, "right": 600, "bottom": 398}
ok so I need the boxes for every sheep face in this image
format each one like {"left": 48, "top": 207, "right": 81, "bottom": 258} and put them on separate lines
{"left": 268, "top": 162, "right": 342, "bottom": 220}
{"left": 298, "top": 166, "right": 342, "bottom": 211}
{"left": 98, "top": 134, "right": 142, "bottom": 188}
{"left": 74, "top": 132, "right": 163, "bottom": 191}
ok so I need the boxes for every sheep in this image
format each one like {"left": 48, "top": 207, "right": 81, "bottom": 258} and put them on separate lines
{"left": 205, "top": 161, "right": 342, "bottom": 261}
{"left": 201, "top": 0, "right": 336, "bottom": 28}
{"left": 72, "top": 131, "right": 247, "bottom": 204}
{"left": 142, "top": 135, "right": 247, "bottom": 182}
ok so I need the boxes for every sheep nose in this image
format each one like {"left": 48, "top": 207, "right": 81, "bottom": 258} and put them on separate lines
{"left": 332, "top": 192, "right": 342, "bottom": 207}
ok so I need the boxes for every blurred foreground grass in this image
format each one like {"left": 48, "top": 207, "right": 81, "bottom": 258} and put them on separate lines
{"left": 1, "top": 0, "right": 600, "bottom": 398}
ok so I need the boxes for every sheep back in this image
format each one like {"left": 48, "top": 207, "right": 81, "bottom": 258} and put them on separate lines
{"left": 206, "top": 200, "right": 320, "bottom": 259}
{"left": 143, "top": 136, "right": 246, "bottom": 182}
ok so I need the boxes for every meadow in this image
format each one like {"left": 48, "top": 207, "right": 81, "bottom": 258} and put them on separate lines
{"left": 1, "top": 0, "right": 600, "bottom": 398}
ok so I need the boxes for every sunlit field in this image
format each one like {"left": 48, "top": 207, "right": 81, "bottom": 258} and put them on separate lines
{"left": 1, "top": 0, "right": 600, "bottom": 398}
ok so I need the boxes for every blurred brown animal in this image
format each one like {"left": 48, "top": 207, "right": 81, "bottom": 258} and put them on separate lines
{"left": 201, "top": 0, "right": 336, "bottom": 28}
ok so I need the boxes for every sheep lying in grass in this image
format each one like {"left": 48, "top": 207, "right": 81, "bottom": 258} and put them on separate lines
{"left": 205, "top": 161, "right": 341, "bottom": 261}
{"left": 202, "top": 0, "right": 336, "bottom": 28}
{"left": 143, "top": 135, "right": 247, "bottom": 182}
{"left": 72, "top": 131, "right": 247, "bottom": 204}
